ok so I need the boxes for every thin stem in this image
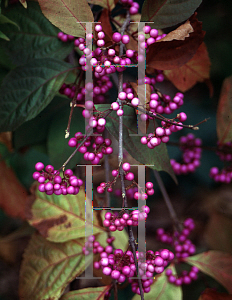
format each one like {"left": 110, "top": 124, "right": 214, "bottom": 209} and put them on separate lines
{"left": 153, "top": 170, "right": 182, "bottom": 231}
{"left": 125, "top": 102, "right": 203, "bottom": 130}
{"left": 116, "top": 10, "right": 144, "bottom": 300}
{"left": 65, "top": 70, "right": 84, "bottom": 138}
{"left": 104, "top": 130, "right": 111, "bottom": 208}
{"left": 61, "top": 109, "right": 113, "bottom": 170}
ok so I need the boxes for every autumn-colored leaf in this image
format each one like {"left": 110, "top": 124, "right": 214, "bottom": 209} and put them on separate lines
{"left": 132, "top": 264, "right": 182, "bottom": 300}
{"left": 164, "top": 42, "right": 211, "bottom": 92}
{"left": 26, "top": 185, "right": 104, "bottom": 243}
{"left": 146, "top": 13, "right": 205, "bottom": 70}
{"left": 185, "top": 251, "right": 232, "bottom": 293}
{"left": 216, "top": 76, "right": 232, "bottom": 143}
{"left": 60, "top": 286, "right": 111, "bottom": 300}
{"left": 19, "top": 233, "right": 92, "bottom": 300}
{"left": 98, "top": 9, "right": 113, "bottom": 47}
{"left": 0, "top": 132, "right": 13, "bottom": 152}
{"left": 0, "top": 160, "right": 28, "bottom": 219}
{"left": 141, "top": 0, "right": 202, "bottom": 29}
{"left": 19, "top": 0, "right": 27, "bottom": 8}
{"left": 38, "top": 0, "right": 94, "bottom": 38}
{"left": 198, "top": 288, "right": 232, "bottom": 300}
{"left": 88, "top": 0, "right": 115, "bottom": 11}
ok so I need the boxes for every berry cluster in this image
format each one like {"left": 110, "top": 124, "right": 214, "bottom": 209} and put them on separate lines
{"left": 147, "top": 92, "right": 184, "bottom": 115}
{"left": 83, "top": 235, "right": 174, "bottom": 295}
{"left": 59, "top": 74, "right": 113, "bottom": 105}
{"left": 33, "top": 162, "right": 83, "bottom": 195}
{"left": 156, "top": 218, "right": 198, "bottom": 285}
{"left": 103, "top": 206, "right": 150, "bottom": 231}
{"left": 120, "top": 0, "right": 139, "bottom": 15}
{"left": 170, "top": 133, "right": 202, "bottom": 175}
{"left": 210, "top": 141, "right": 232, "bottom": 183}
{"left": 82, "top": 235, "right": 114, "bottom": 256}
{"left": 68, "top": 131, "right": 113, "bottom": 165}
{"left": 97, "top": 162, "right": 155, "bottom": 199}
{"left": 57, "top": 32, "right": 75, "bottom": 43}
{"left": 166, "top": 266, "right": 199, "bottom": 286}
{"left": 96, "top": 247, "right": 174, "bottom": 294}
{"left": 157, "top": 218, "right": 196, "bottom": 258}
{"left": 140, "top": 119, "right": 185, "bottom": 150}
{"left": 129, "top": 249, "right": 174, "bottom": 294}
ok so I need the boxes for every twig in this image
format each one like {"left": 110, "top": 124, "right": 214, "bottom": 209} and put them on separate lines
{"left": 153, "top": 170, "right": 182, "bottom": 231}
{"left": 116, "top": 10, "right": 145, "bottom": 300}
{"left": 65, "top": 70, "right": 84, "bottom": 138}
{"left": 125, "top": 102, "right": 203, "bottom": 130}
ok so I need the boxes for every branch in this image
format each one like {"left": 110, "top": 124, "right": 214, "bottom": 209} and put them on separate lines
{"left": 125, "top": 102, "right": 204, "bottom": 130}
{"left": 153, "top": 170, "right": 182, "bottom": 231}
{"left": 116, "top": 10, "right": 145, "bottom": 300}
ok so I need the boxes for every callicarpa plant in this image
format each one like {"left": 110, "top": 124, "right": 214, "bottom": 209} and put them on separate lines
{"left": 1, "top": 0, "right": 232, "bottom": 299}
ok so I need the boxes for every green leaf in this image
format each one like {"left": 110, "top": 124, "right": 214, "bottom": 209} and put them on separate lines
{"left": 216, "top": 76, "right": 232, "bottom": 143}
{"left": 38, "top": 0, "right": 94, "bottom": 38}
{"left": 13, "top": 96, "right": 69, "bottom": 151}
{"left": 132, "top": 264, "right": 182, "bottom": 300}
{"left": 0, "top": 58, "right": 75, "bottom": 132}
{"left": 0, "top": 13, "right": 19, "bottom": 28}
{"left": 47, "top": 106, "right": 85, "bottom": 170}
{"left": 141, "top": 0, "right": 202, "bottom": 29}
{"left": 0, "top": 2, "right": 74, "bottom": 65}
{"left": 19, "top": 233, "right": 92, "bottom": 300}
{"left": 185, "top": 251, "right": 232, "bottom": 293}
{"left": 95, "top": 104, "right": 177, "bottom": 182}
{"left": 0, "top": 29, "right": 9, "bottom": 40}
{"left": 60, "top": 286, "right": 111, "bottom": 300}
{"left": 26, "top": 187, "right": 105, "bottom": 243}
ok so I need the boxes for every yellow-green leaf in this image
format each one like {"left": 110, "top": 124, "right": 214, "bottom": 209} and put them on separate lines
{"left": 19, "top": 234, "right": 91, "bottom": 300}
{"left": 38, "top": 0, "right": 94, "bottom": 38}
{"left": 26, "top": 186, "right": 105, "bottom": 242}
{"left": 60, "top": 286, "right": 111, "bottom": 300}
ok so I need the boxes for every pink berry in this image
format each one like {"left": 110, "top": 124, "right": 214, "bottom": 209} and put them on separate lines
{"left": 112, "top": 32, "right": 122, "bottom": 43}
{"left": 122, "top": 34, "right": 130, "bottom": 44}
{"left": 35, "top": 162, "right": 44, "bottom": 171}
{"left": 122, "top": 162, "right": 130, "bottom": 171}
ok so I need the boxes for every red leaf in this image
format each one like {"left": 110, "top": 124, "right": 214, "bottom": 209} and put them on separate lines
{"left": 164, "top": 42, "right": 211, "bottom": 92}
{"left": 0, "top": 160, "right": 28, "bottom": 219}
{"left": 146, "top": 13, "right": 205, "bottom": 70}
{"left": 198, "top": 289, "right": 232, "bottom": 300}
{"left": 185, "top": 251, "right": 232, "bottom": 293}
{"left": 216, "top": 76, "right": 232, "bottom": 143}
{"left": 98, "top": 9, "right": 113, "bottom": 47}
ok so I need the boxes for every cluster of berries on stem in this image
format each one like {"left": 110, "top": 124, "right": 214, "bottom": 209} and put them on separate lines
{"left": 157, "top": 218, "right": 199, "bottom": 285}
{"left": 170, "top": 133, "right": 202, "bottom": 175}
{"left": 210, "top": 141, "right": 232, "bottom": 183}
{"left": 33, "top": 162, "right": 83, "bottom": 195}
{"left": 97, "top": 162, "right": 155, "bottom": 200}
{"left": 68, "top": 131, "right": 113, "bottom": 165}
{"left": 83, "top": 235, "right": 174, "bottom": 295}
{"left": 103, "top": 205, "right": 150, "bottom": 231}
